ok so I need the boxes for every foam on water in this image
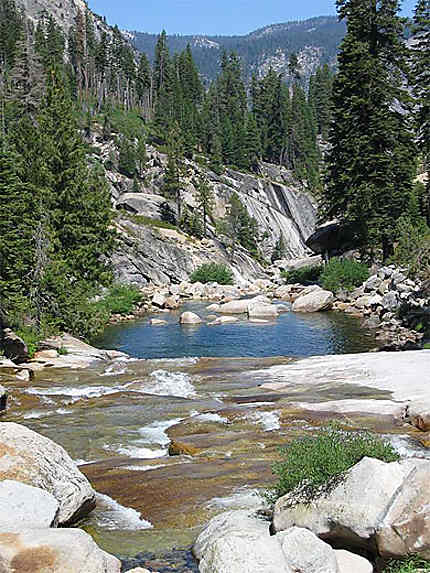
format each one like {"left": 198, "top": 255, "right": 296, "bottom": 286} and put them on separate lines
{"left": 91, "top": 493, "right": 153, "bottom": 530}
{"left": 114, "top": 444, "right": 167, "bottom": 459}
{"left": 138, "top": 418, "right": 183, "bottom": 446}
{"left": 152, "top": 357, "right": 199, "bottom": 367}
{"left": 100, "top": 362, "right": 129, "bottom": 377}
{"left": 387, "top": 435, "right": 430, "bottom": 460}
{"left": 135, "top": 370, "right": 197, "bottom": 398}
{"left": 23, "top": 407, "right": 73, "bottom": 420}
{"left": 122, "top": 464, "right": 167, "bottom": 472}
{"left": 26, "top": 382, "right": 134, "bottom": 402}
{"left": 206, "top": 488, "right": 267, "bottom": 510}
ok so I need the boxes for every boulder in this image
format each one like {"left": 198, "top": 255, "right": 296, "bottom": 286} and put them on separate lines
{"left": 116, "top": 192, "right": 167, "bottom": 219}
{"left": 278, "top": 526, "right": 339, "bottom": 573}
{"left": 210, "top": 316, "right": 239, "bottom": 325}
{"left": 206, "top": 303, "right": 221, "bottom": 312}
{"left": 406, "top": 401, "right": 430, "bottom": 432}
{"left": 179, "top": 312, "right": 203, "bottom": 325}
{"left": 164, "top": 295, "right": 180, "bottom": 310}
{"left": 292, "top": 289, "right": 334, "bottom": 312}
{"left": 0, "top": 423, "right": 96, "bottom": 525}
{"left": 0, "top": 528, "right": 121, "bottom": 573}
{"left": 218, "top": 299, "right": 250, "bottom": 314}
{"left": 273, "top": 457, "right": 430, "bottom": 559}
{"left": 39, "top": 333, "right": 109, "bottom": 361}
{"left": 247, "top": 302, "right": 279, "bottom": 318}
{"left": 335, "top": 550, "right": 373, "bottom": 573}
{"left": 2, "top": 329, "right": 28, "bottom": 363}
{"left": 274, "top": 285, "right": 293, "bottom": 300}
{"left": 151, "top": 292, "right": 167, "bottom": 308}
{"left": 0, "top": 480, "right": 59, "bottom": 529}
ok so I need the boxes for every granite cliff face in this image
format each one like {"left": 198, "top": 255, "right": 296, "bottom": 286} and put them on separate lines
{"left": 91, "top": 138, "right": 318, "bottom": 285}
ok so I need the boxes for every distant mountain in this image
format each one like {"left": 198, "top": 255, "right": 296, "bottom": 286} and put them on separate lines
{"left": 131, "top": 16, "right": 346, "bottom": 83}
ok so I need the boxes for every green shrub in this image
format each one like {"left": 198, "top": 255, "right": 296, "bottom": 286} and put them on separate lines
{"left": 267, "top": 424, "right": 399, "bottom": 504}
{"left": 384, "top": 555, "right": 430, "bottom": 572}
{"left": 281, "top": 265, "right": 322, "bottom": 285}
{"left": 15, "top": 326, "right": 40, "bottom": 359}
{"left": 96, "top": 284, "right": 142, "bottom": 316}
{"left": 190, "top": 263, "right": 234, "bottom": 285}
{"left": 320, "top": 258, "right": 370, "bottom": 293}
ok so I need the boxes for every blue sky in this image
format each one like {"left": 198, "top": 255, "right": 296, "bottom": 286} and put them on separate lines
{"left": 87, "top": 0, "right": 417, "bottom": 36}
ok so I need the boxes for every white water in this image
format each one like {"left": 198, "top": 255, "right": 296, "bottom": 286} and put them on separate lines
{"left": 251, "top": 411, "right": 281, "bottom": 431}
{"left": 135, "top": 370, "right": 197, "bottom": 398}
{"left": 138, "top": 418, "right": 183, "bottom": 446}
{"left": 26, "top": 382, "right": 134, "bottom": 402}
{"left": 90, "top": 493, "right": 153, "bottom": 530}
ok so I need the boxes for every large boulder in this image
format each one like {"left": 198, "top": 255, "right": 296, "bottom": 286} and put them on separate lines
{"left": 0, "top": 480, "right": 59, "bottom": 529}
{"left": 292, "top": 289, "right": 334, "bottom": 312}
{"left": 194, "top": 511, "right": 368, "bottom": 573}
{"left": 217, "top": 299, "right": 250, "bottom": 314}
{"left": 116, "top": 192, "right": 168, "bottom": 219}
{"left": 1, "top": 329, "right": 28, "bottom": 363}
{"left": 0, "top": 528, "right": 121, "bottom": 573}
{"left": 0, "top": 423, "right": 96, "bottom": 525}
{"left": 0, "top": 385, "right": 7, "bottom": 412}
{"left": 247, "top": 302, "right": 279, "bottom": 318}
{"left": 179, "top": 312, "right": 203, "bottom": 325}
{"left": 273, "top": 456, "right": 430, "bottom": 559}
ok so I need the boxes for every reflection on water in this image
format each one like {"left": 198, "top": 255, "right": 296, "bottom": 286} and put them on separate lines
{"left": 94, "top": 302, "right": 378, "bottom": 359}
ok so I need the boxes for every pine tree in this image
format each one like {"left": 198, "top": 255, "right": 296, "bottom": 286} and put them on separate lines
{"left": 323, "top": 0, "right": 417, "bottom": 259}
{"left": 410, "top": 0, "right": 430, "bottom": 223}
{"left": 118, "top": 136, "right": 137, "bottom": 177}
{"left": 136, "top": 134, "right": 148, "bottom": 178}
{"left": 195, "top": 174, "right": 214, "bottom": 237}
{"left": 162, "top": 123, "right": 185, "bottom": 218}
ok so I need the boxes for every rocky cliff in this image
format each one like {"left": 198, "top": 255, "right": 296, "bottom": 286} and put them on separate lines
{"left": 90, "top": 135, "right": 318, "bottom": 285}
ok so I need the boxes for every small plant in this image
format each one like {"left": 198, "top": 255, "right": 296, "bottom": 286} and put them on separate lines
{"left": 190, "top": 263, "right": 234, "bottom": 285}
{"left": 281, "top": 265, "right": 322, "bottom": 285}
{"left": 384, "top": 555, "right": 430, "bottom": 572}
{"left": 58, "top": 346, "right": 68, "bottom": 356}
{"left": 96, "top": 284, "right": 142, "bottom": 316}
{"left": 320, "top": 258, "right": 369, "bottom": 293}
{"left": 267, "top": 424, "right": 399, "bottom": 504}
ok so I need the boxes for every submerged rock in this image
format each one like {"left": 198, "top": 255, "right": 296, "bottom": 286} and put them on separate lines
{"left": 0, "top": 528, "right": 121, "bottom": 573}
{"left": 0, "top": 422, "right": 96, "bottom": 525}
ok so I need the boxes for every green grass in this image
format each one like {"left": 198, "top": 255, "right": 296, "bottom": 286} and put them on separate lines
{"left": 384, "top": 556, "right": 430, "bottom": 572}
{"left": 320, "top": 258, "right": 370, "bottom": 293}
{"left": 267, "top": 423, "right": 399, "bottom": 504}
{"left": 424, "top": 343, "right": 430, "bottom": 349}
{"left": 190, "top": 263, "right": 234, "bottom": 285}
{"left": 126, "top": 214, "right": 178, "bottom": 231}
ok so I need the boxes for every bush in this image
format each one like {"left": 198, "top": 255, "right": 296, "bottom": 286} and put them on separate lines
{"left": 320, "top": 258, "right": 369, "bottom": 293}
{"left": 190, "top": 263, "right": 234, "bottom": 285}
{"left": 281, "top": 265, "right": 322, "bottom": 285}
{"left": 96, "top": 284, "right": 142, "bottom": 316}
{"left": 267, "top": 424, "right": 399, "bottom": 504}
{"left": 384, "top": 555, "right": 430, "bottom": 572}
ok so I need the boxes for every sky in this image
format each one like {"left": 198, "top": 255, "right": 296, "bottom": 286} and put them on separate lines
{"left": 87, "top": 0, "right": 417, "bottom": 36}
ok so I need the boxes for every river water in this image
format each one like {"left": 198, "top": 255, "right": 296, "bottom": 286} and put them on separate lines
{"left": 3, "top": 302, "right": 426, "bottom": 572}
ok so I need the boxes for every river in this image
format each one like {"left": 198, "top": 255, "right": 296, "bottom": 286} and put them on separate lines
{"left": 4, "top": 302, "right": 423, "bottom": 572}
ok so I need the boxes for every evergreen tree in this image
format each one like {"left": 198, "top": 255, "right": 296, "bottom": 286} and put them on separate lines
{"left": 118, "top": 136, "right": 137, "bottom": 177}
{"left": 195, "top": 174, "right": 214, "bottom": 237}
{"left": 136, "top": 134, "right": 148, "bottom": 177}
{"left": 162, "top": 123, "right": 185, "bottom": 218}
{"left": 410, "top": 0, "right": 430, "bottom": 223}
{"left": 323, "top": 0, "right": 417, "bottom": 259}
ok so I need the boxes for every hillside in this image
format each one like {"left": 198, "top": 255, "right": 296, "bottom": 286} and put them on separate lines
{"left": 131, "top": 16, "right": 346, "bottom": 82}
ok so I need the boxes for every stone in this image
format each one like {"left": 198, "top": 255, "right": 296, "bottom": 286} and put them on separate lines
{"left": 292, "top": 289, "right": 334, "bottom": 312}
{"left": 2, "top": 329, "right": 28, "bottom": 363}
{"left": 0, "top": 422, "right": 96, "bottom": 525}
{"left": 274, "top": 285, "right": 293, "bottom": 300}
{"left": 406, "top": 401, "right": 430, "bottom": 431}
{"left": 335, "top": 550, "right": 373, "bottom": 573}
{"left": 247, "top": 302, "right": 279, "bottom": 318}
{"left": 193, "top": 510, "right": 270, "bottom": 561}
{"left": 116, "top": 192, "right": 168, "bottom": 218}
{"left": 218, "top": 299, "right": 250, "bottom": 314}
{"left": 33, "top": 349, "right": 59, "bottom": 360}
{"left": 0, "top": 480, "right": 59, "bottom": 529}
{"left": 273, "top": 457, "right": 430, "bottom": 559}
{"left": 168, "top": 440, "right": 201, "bottom": 456}
{"left": 150, "top": 319, "right": 168, "bottom": 326}
{"left": 381, "top": 291, "right": 398, "bottom": 311}
{"left": 0, "top": 528, "right": 121, "bottom": 573}
{"left": 152, "top": 292, "right": 167, "bottom": 308}
{"left": 164, "top": 295, "right": 180, "bottom": 309}
{"left": 206, "top": 303, "right": 221, "bottom": 312}
{"left": 210, "top": 316, "right": 239, "bottom": 325}
{"left": 179, "top": 312, "right": 203, "bottom": 325}
{"left": 364, "top": 274, "right": 382, "bottom": 292}
{"left": 278, "top": 527, "right": 339, "bottom": 573}
{"left": 127, "top": 569, "right": 153, "bottom": 573}
{"left": 39, "top": 333, "right": 109, "bottom": 361}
